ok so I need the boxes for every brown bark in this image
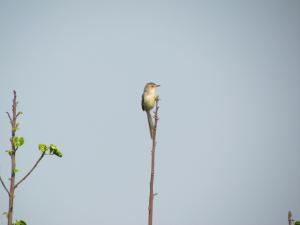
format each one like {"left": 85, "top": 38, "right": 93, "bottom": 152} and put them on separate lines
{"left": 7, "top": 90, "right": 17, "bottom": 225}
{"left": 148, "top": 98, "right": 159, "bottom": 225}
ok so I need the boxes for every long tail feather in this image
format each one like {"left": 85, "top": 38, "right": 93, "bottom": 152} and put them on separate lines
{"left": 146, "top": 111, "right": 154, "bottom": 139}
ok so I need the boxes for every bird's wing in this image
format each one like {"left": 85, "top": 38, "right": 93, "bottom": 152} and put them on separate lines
{"left": 141, "top": 93, "right": 145, "bottom": 111}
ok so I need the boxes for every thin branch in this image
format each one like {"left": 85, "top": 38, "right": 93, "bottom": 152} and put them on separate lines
{"left": 6, "top": 112, "right": 13, "bottom": 126}
{"left": 14, "top": 152, "right": 46, "bottom": 189}
{"left": 0, "top": 176, "right": 10, "bottom": 196}
{"left": 16, "top": 112, "right": 22, "bottom": 118}
{"left": 148, "top": 97, "right": 160, "bottom": 225}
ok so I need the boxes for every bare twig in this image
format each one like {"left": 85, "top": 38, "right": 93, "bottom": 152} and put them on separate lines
{"left": 14, "top": 152, "right": 46, "bottom": 189}
{"left": 148, "top": 97, "right": 160, "bottom": 225}
{"left": 6, "top": 112, "right": 12, "bottom": 126}
{"left": 16, "top": 112, "right": 22, "bottom": 117}
{"left": 0, "top": 176, "right": 10, "bottom": 196}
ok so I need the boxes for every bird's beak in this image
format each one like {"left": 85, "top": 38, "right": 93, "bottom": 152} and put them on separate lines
{"left": 156, "top": 84, "right": 160, "bottom": 87}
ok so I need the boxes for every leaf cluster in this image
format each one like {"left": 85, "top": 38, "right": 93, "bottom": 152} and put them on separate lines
{"left": 39, "top": 144, "right": 63, "bottom": 157}
{"left": 14, "top": 220, "right": 26, "bottom": 225}
{"left": 13, "top": 136, "right": 24, "bottom": 148}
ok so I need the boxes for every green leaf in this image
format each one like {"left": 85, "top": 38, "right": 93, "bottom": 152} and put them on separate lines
{"left": 13, "top": 137, "right": 25, "bottom": 147}
{"left": 294, "top": 221, "right": 300, "bottom": 225}
{"left": 13, "top": 137, "right": 18, "bottom": 146}
{"left": 50, "top": 144, "right": 63, "bottom": 157}
{"left": 5, "top": 149, "right": 14, "bottom": 155}
{"left": 13, "top": 168, "right": 19, "bottom": 174}
{"left": 53, "top": 149, "right": 63, "bottom": 157}
{"left": 18, "top": 137, "right": 24, "bottom": 146}
{"left": 15, "top": 220, "right": 27, "bottom": 225}
{"left": 38, "top": 144, "right": 48, "bottom": 153}
{"left": 49, "top": 144, "right": 57, "bottom": 153}
{"left": 49, "top": 144, "right": 63, "bottom": 157}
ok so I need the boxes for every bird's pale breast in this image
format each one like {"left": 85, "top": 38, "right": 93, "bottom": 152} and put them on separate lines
{"left": 143, "top": 93, "right": 156, "bottom": 111}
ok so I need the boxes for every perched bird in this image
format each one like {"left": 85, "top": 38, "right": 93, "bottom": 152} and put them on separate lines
{"left": 142, "top": 82, "right": 160, "bottom": 139}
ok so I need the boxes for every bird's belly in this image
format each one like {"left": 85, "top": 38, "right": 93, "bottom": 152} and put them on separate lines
{"left": 143, "top": 95, "right": 156, "bottom": 111}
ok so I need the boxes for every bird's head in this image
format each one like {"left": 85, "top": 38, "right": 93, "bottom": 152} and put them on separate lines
{"left": 144, "top": 82, "right": 160, "bottom": 93}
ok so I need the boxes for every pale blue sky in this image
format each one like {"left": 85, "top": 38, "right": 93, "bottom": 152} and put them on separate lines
{"left": 0, "top": 1, "right": 300, "bottom": 225}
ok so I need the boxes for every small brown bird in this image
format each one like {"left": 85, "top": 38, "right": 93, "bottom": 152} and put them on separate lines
{"left": 141, "top": 82, "right": 160, "bottom": 139}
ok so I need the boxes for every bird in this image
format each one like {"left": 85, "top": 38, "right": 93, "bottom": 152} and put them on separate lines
{"left": 141, "top": 82, "right": 160, "bottom": 139}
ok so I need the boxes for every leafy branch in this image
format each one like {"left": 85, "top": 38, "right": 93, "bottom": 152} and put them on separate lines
{"left": 0, "top": 91, "right": 63, "bottom": 225}
{"left": 14, "top": 144, "right": 62, "bottom": 189}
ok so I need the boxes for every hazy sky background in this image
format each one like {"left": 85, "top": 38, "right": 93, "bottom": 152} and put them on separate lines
{"left": 0, "top": 1, "right": 299, "bottom": 225}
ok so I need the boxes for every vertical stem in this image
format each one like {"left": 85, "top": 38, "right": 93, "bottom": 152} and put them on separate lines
{"left": 7, "top": 91, "right": 17, "bottom": 225}
{"left": 148, "top": 140, "right": 156, "bottom": 225}
{"left": 8, "top": 154, "right": 16, "bottom": 225}
{"left": 288, "top": 211, "right": 293, "bottom": 225}
{"left": 148, "top": 99, "right": 159, "bottom": 225}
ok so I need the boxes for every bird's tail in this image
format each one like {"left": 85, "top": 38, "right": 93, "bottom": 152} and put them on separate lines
{"left": 146, "top": 111, "right": 154, "bottom": 139}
